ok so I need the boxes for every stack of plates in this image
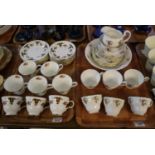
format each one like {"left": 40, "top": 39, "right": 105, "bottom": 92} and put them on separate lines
{"left": 85, "top": 39, "right": 132, "bottom": 70}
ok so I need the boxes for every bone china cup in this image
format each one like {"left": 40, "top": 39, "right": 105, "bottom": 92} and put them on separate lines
{"left": 18, "top": 60, "right": 40, "bottom": 77}
{"left": 81, "top": 94, "right": 102, "bottom": 114}
{"left": 1, "top": 96, "right": 23, "bottom": 115}
{"left": 28, "top": 76, "right": 53, "bottom": 96}
{"left": 49, "top": 95, "right": 75, "bottom": 116}
{"left": 102, "top": 70, "right": 124, "bottom": 89}
{"left": 142, "top": 35, "right": 155, "bottom": 57}
{"left": 128, "top": 96, "right": 153, "bottom": 116}
{"left": 80, "top": 69, "right": 101, "bottom": 89}
{"left": 40, "top": 61, "right": 63, "bottom": 78}
{"left": 4, "top": 75, "right": 26, "bottom": 95}
{"left": 52, "top": 74, "right": 78, "bottom": 95}
{"left": 124, "top": 69, "right": 149, "bottom": 89}
{"left": 103, "top": 97, "right": 125, "bottom": 117}
{"left": 26, "top": 96, "right": 47, "bottom": 116}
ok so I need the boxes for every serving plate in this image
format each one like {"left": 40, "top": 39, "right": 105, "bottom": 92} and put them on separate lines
{"left": 20, "top": 40, "right": 50, "bottom": 64}
{"left": 85, "top": 39, "right": 132, "bottom": 70}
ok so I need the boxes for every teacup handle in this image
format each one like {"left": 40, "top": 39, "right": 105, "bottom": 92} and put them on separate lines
{"left": 47, "top": 84, "right": 53, "bottom": 90}
{"left": 37, "top": 64, "right": 41, "bottom": 71}
{"left": 72, "top": 82, "right": 78, "bottom": 88}
{"left": 66, "top": 100, "right": 75, "bottom": 109}
{"left": 24, "top": 82, "right": 28, "bottom": 87}
{"left": 122, "top": 30, "right": 131, "bottom": 43}
{"left": 149, "top": 100, "right": 153, "bottom": 107}
{"left": 21, "top": 105, "right": 26, "bottom": 110}
{"left": 121, "top": 81, "right": 127, "bottom": 86}
{"left": 58, "top": 64, "right": 63, "bottom": 72}
{"left": 144, "top": 76, "right": 150, "bottom": 82}
{"left": 100, "top": 72, "right": 104, "bottom": 77}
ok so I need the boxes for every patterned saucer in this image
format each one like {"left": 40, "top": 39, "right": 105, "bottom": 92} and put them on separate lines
{"left": 20, "top": 40, "right": 50, "bottom": 64}
{"left": 49, "top": 41, "right": 76, "bottom": 65}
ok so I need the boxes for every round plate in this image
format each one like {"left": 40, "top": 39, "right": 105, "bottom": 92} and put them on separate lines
{"left": 20, "top": 40, "right": 50, "bottom": 62}
{"left": 49, "top": 41, "right": 76, "bottom": 60}
{"left": 0, "top": 25, "right": 12, "bottom": 35}
{"left": 85, "top": 39, "right": 132, "bottom": 70}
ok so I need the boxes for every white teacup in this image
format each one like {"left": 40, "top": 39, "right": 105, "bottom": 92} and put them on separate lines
{"left": 128, "top": 96, "right": 153, "bottom": 116}
{"left": 18, "top": 60, "right": 41, "bottom": 77}
{"left": 148, "top": 49, "right": 155, "bottom": 64}
{"left": 124, "top": 69, "right": 149, "bottom": 89}
{"left": 49, "top": 95, "right": 75, "bottom": 116}
{"left": 102, "top": 70, "right": 125, "bottom": 89}
{"left": 1, "top": 96, "right": 23, "bottom": 115}
{"left": 26, "top": 96, "right": 47, "bottom": 116}
{"left": 40, "top": 61, "right": 63, "bottom": 79}
{"left": 152, "top": 88, "right": 155, "bottom": 97}
{"left": 103, "top": 97, "right": 125, "bottom": 117}
{"left": 4, "top": 75, "right": 26, "bottom": 95}
{"left": 101, "top": 26, "right": 131, "bottom": 48}
{"left": 81, "top": 94, "right": 102, "bottom": 114}
{"left": 80, "top": 69, "right": 101, "bottom": 89}
{"left": 52, "top": 74, "right": 78, "bottom": 94}
{"left": 142, "top": 35, "right": 155, "bottom": 57}
{"left": 28, "top": 76, "right": 53, "bottom": 96}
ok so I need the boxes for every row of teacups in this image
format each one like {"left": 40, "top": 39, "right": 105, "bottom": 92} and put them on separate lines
{"left": 1, "top": 95, "right": 75, "bottom": 116}
{"left": 18, "top": 60, "right": 63, "bottom": 80}
{"left": 81, "top": 69, "right": 149, "bottom": 90}
{"left": 82, "top": 95, "right": 153, "bottom": 116}
{"left": 3, "top": 74, "right": 78, "bottom": 96}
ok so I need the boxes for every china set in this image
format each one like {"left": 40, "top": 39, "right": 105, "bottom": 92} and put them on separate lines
{"left": 81, "top": 95, "right": 152, "bottom": 116}
{"left": 80, "top": 69, "right": 149, "bottom": 90}
{"left": 1, "top": 95, "right": 74, "bottom": 116}
{"left": 85, "top": 26, "right": 132, "bottom": 70}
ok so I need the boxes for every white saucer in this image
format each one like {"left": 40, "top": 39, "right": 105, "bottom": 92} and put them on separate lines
{"left": 20, "top": 40, "right": 50, "bottom": 63}
{"left": 85, "top": 39, "right": 132, "bottom": 70}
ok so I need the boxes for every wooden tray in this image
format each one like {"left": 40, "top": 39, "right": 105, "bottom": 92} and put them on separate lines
{"left": 0, "top": 26, "right": 18, "bottom": 44}
{"left": 13, "top": 26, "right": 87, "bottom": 45}
{"left": 87, "top": 26, "right": 151, "bottom": 43}
{"left": 75, "top": 43, "right": 155, "bottom": 128}
{"left": 0, "top": 44, "right": 76, "bottom": 126}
